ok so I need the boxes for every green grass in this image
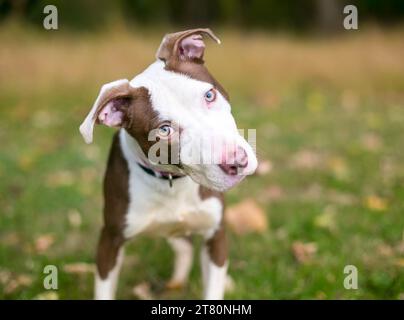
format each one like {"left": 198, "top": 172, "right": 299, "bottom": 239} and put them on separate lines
{"left": 0, "top": 26, "right": 403, "bottom": 299}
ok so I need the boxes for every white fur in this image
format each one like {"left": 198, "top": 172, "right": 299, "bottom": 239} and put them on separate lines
{"left": 79, "top": 79, "right": 129, "bottom": 144}
{"left": 95, "top": 248, "right": 124, "bottom": 300}
{"left": 167, "top": 238, "right": 194, "bottom": 287}
{"left": 200, "top": 246, "right": 228, "bottom": 300}
{"left": 120, "top": 129, "right": 223, "bottom": 238}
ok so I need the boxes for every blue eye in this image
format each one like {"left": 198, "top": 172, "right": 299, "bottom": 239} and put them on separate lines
{"left": 158, "top": 125, "right": 173, "bottom": 138}
{"left": 204, "top": 89, "right": 216, "bottom": 102}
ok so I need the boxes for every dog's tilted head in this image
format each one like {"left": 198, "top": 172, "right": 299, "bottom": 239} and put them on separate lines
{"left": 80, "top": 28, "right": 257, "bottom": 191}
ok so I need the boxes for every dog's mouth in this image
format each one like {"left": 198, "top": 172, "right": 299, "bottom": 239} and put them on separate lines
{"left": 182, "top": 164, "right": 247, "bottom": 192}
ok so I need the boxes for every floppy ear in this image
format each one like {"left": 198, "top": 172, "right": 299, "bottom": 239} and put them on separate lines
{"left": 79, "top": 79, "right": 135, "bottom": 144}
{"left": 156, "top": 28, "right": 221, "bottom": 64}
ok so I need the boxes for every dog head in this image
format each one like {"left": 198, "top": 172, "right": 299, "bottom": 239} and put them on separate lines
{"left": 80, "top": 28, "right": 257, "bottom": 191}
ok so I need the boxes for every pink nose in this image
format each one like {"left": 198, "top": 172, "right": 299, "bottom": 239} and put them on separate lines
{"left": 219, "top": 146, "right": 248, "bottom": 176}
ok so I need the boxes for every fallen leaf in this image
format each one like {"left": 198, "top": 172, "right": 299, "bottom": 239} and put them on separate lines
{"left": 264, "top": 185, "right": 284, "bottom": 201}
{"left": 34, "top": 291, "right": 59, "bottom": 300}
{"left": 314, "top": 206, "right": 337, "bottom": 231}
{"left": 291, "top": 150, "right": 322, "bottom": 170}
{"left": 365, "top": 196, "right": 388, "bottom": 212}
{"left": 376, "top": 244, "right": 394, "bottom": 257}
{"left": 225, "top": 199, "right": 268, "bottom": 235}
{"left": 361, "top": 133, "right": 382, "bottom": 152}
{"left": 0, "top": 268, "right": 11, "bottom": 285}
{"left": 67, "top": 209, "right": 82, "bottom": 228}
{"left": 35, "top": 234, "right": 55, "bottom": 253}
{"left": 17, "top": 152, "right": 37, "bottom": 171}
{"left": 132, "top": 282, "right": 154, "bottom": 300}
{"left": 394, "top": 258, "right": 404, "bottom": 268}
{"left": 292, "top": 241, "right": 317, "bottom": 264}
{"left": 46, "top": 170, "right": 75, "bottom": 187}
{"left": 4, "top": 274, "right": 33, "bottom": 294}
{"left": 256, "top": 160, "right": 272, "bottom": 175}
{"left": 327, "top": 156, "right": 350, "bottom": 180}
{"left": 63, "top": 262, "right": 94, "bottom": 274}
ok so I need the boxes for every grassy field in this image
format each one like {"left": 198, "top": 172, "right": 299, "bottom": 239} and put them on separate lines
{"left": 0, "top": 23, "right": 403, "bottom": 299}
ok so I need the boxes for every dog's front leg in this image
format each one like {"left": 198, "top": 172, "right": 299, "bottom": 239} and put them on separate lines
{"left": 166, "top": 237, "right": 194, "bottom": 289}
{"left": 201, "top": 226, "right": 228, "bottom": 300}
{"left": 94, "top": 227, "right": 125, "bottom": 300}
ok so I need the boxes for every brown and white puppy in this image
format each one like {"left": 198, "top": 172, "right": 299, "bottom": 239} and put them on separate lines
{"left": 79, "top": 28, "right": 257, "bottom": 300}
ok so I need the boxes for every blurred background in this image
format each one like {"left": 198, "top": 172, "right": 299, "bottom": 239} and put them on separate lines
{"left": 0, "top": 0, "right": 403, "bottom": 299}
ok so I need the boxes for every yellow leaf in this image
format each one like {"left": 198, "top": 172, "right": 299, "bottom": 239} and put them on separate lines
{"left": 314, "top": 207, "right": 336, "bottom": 231}
{"left": 34, "top": 291, "right": 59, "bottom": 300}
{"left": 328, "top": 156, "right": 349, "bottom": 180}
{"left": 365, "top": 196, "right": 388, "bottom": 212}
{"left": 394, "top": 258, "right": 404, "bottom": 268}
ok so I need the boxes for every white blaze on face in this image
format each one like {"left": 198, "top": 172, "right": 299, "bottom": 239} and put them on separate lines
{"left": 130, "top": 60, "right": 257, "bottom": 191}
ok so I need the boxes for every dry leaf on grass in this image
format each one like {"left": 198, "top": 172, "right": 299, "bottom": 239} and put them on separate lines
{"left": 63, "top": 262, "right": 94, "bottom": 274}
{"left": 34, "top": 291, "right": 59, "bottom": 300}
{"left": 314, "top": 206, "right": 337, "bottom": 231}
{"left": 45, "top": 170, "right": 75, "bottom": 187}
{"left": 4, "top": 274, "right": 33, "bottom": 294}
{"left": 225, "top": 199, "right": 268, "bottom": 235}
{"left": 133, "top": 282, "right": 154, "bottom": 300}
{"left": 35, "top": 234, "right": 55, "bottom": 253}
{"left": 67, "top": 209, "right": 82, "bottom": 228}
{"left": 376, "top": 244, "right": 394, "bottom": 257}
{"left": 327, "top": 156, "right": 350, "bottom": 181}
{"left": 364, "top": 195, "right": 388, "bottom": 212}
{"left": 0, "top": 268, "right": 12, "bottom": 285}
{"left": 394, "top": 258, "right": 404, "bottom": 268}
{"left": 291, "top": 150, "right": 322, "bottom": 170}
{"left": 292, "top": 241, "right": 317, "bottom": 264}
{"left": 264, "top": 185, "right": 284, "bottom": 201}
{"left": 361, "top": 132, "right": 382, "bottom": 152}
{"left": 256, "top": 160, "right": 273, "bottom": 175}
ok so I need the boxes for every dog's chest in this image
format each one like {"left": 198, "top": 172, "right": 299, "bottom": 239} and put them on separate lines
{"left": 123, "top": 169, "right": 223, "bottom": 239}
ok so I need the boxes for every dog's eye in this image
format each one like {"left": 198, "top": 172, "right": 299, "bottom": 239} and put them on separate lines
{"left": 204, "top": 88, "right": 216, "bottom": 103}
{"left": 158, "top": 125, "right": 173, "bottom": 138}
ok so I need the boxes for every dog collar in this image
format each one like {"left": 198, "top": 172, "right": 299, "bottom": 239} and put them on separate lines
{"left": 137, "top": 162, "right": 185, "bottom": 187}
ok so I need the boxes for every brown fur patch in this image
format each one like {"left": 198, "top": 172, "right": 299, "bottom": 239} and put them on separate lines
{"left": 199, "top": 185, "right": 227, "bottom": 267}
{"left": 123, "top": 87, "right": 160, "bottom": 155}
{"left": 96, "top": 133, "right": 128, "bottom": 279}
{"left": 206, "top": 225, "right": 228, "bottom": 267}
{"left": 156, "top": 28, "right": 229, "bottom": 101}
